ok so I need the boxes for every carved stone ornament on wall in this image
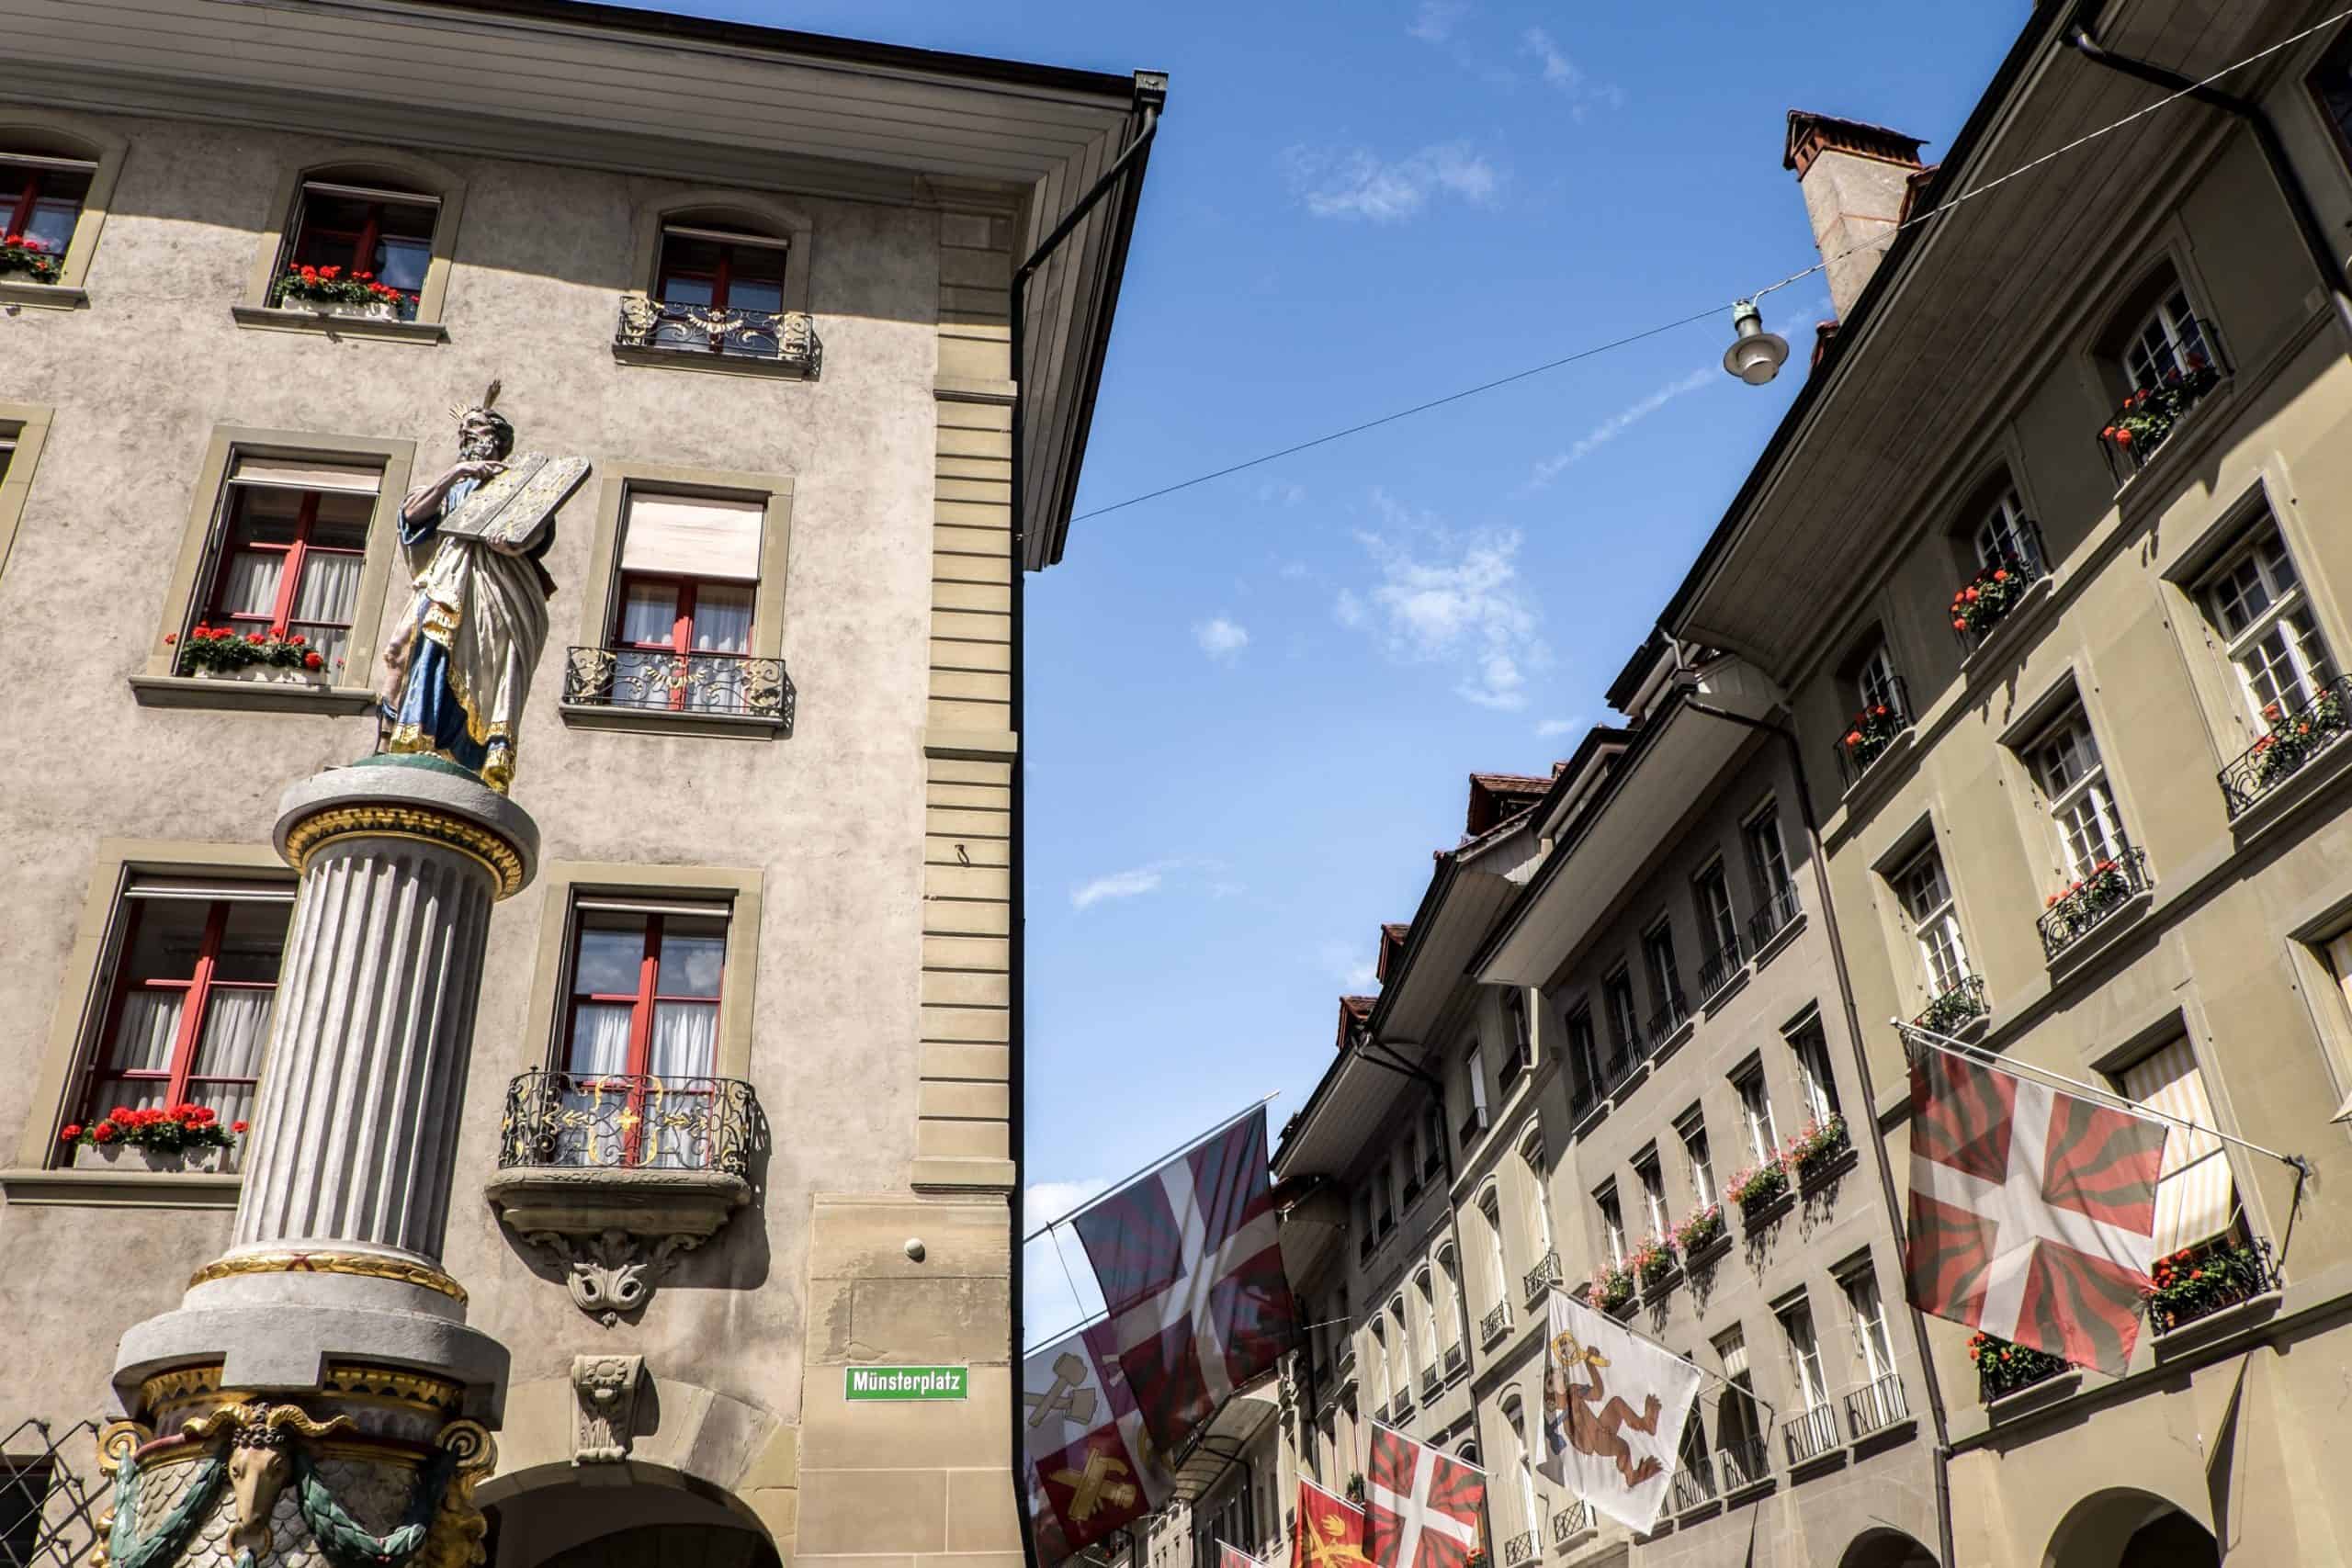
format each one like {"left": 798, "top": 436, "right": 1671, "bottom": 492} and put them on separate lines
{"left": 525, "top": 1227, "right": 705, "bottom": 1326}
{"left": 571, "top": 1355, "right": 645, "bottom": 1465}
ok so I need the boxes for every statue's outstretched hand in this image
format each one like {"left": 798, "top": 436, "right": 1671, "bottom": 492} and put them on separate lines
{"left": 449, "top": 458, "right": 507, "bottom": 486}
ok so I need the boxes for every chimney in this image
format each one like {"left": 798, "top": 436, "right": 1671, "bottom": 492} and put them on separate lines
{"left": 1784, "top": 110, "right": 1927, "bottom": 320}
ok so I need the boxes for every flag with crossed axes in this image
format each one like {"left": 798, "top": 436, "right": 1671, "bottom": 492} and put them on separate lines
{"left": 1070, "top": 1105, "right": 1301, "bottom": 1450}
{"left": 1023, "top": 1321, "right": 1171, "bottom": 1562}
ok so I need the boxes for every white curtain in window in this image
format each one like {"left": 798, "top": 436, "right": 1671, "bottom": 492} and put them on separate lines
{"left": 650, "top": 1000, "right": 718, "bottom": 1078}
{"left": 109, "top": 992, "right": 182, "bottom": 1074}
{"left": 2121, "top": 1039, "right": 2233, "bottom": 1251}
{"left": 692, "top": 584, "right": 754, "bottom": 654}
{"left": 567, "top": 1002, "right": 633, "bottom": 1076}
{"left": 219, "top": 551, "right": 284, "bottom": 618}
{"left": 193, "top": 990, "right": 271, "bottom": 1077}
{"left": 292, "top": 551, "right": 364, "bottom": 624}
{"left": 2332, "top": 935, "right": 2352, "bottom": 1124}
{"left": 621, "top": 493, "right": 763, "bottom": 581}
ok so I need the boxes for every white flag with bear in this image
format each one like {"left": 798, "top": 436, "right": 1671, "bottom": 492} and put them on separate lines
{"left": 1535, "top": 1290, "right": 1703, "bottom": 1534}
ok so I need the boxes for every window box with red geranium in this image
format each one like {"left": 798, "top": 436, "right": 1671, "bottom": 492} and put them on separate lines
{"left": 1834, "top": 690, "right": 1910, "bottom": 788}
{"left": 1728, "top": 1160, "right": 1789, "bottom": 1226}
{"left": 1784, "top": 1114, "right": 1849, "bottom": 1183}
{"left": 1969, "top": 1332, "right": 2070, "bottom": 1403}
{"left": 62, "top": 1104, "right": 247, "bottom": 1173}
{"left": 1949, "top": 554, "right": 2046, "bottom": 650}
{"left": 0, "top": 231, "right": 62, "bottom": 285}
{"left": 1628, "top": 1235, "right": 1677, "bottom": 1293}
{"left": 174, "top": 626, "right": 336, "bottom": 685}
{"left": 2098, "top": 358, "right": 2223, "bottom": 482}
{"left": 2143, "top": 1237, "right": 2278, "bottom": 1337}
{"left": 1589, "top": 1261, "right": 1636, "bottom": 1316}
{"left": 2036, "top": 845, "right": 2152, "bottom": 960}
{"left": 269, "top": 264, "right": 415, "bottom": 321}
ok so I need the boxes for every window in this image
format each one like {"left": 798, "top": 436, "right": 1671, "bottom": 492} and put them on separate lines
{"left": 1368, "top": 1321, "right": 1391, "bottom": 1412}
{"left": 560, "top": 896, "right": 729, "bottom": 1168}
{"left": 1711, "top": 1326, "right": 1764, "bottom": 1477}
{"left": 1895, "top": 847, "right": 1971, "bottom": 1000}
{"left": 1500, "top": 1395, "right": 1539, "bottom": 1537}
{"left": 2119, "top": 1038, "right": 2236, "bottom": 1254}
{"left": 1974, "top": 485, "right": 2033, "bottom": 571}
{"left": 1856, "top": 641, "right": 1900, "bottom": 715}
{"left": 1, "top": 1461, "right": 53, "bottom": 1567}
{"left": 1520, "top": 1133, "right": 1555, "bottom": 1258}
{"left": 1634, "top": 1150, "right": 1668, "bottom": 1239}
{"left": 279, "top": 177, "right": 438, "bottom": 318}
{"left": 198, "top": 455, "right": 380, "bottom": 674}
{"left": 1642, "top": 919, "right": 1682, "bottom": 1017}
{"left": 1464, "top": 1039, "right": 1491, "bottom": 1137}
{"left": 1423, "top": 1097, "right": 1445, "bottom": 1176}
{"left": 604, "top": 489, "right": 766, "bottom": 711}
{"left": 1565, "top": 1006, "right": 1601, "bottom": 1104}
{"left": 1694, "top": 862, "right": 1739, "bottom": 964}
{"left": 1595, "top": 1185, "right": 1626, "bottom": 1269}
{"left": 1479, "top": 1190, "right": 1510, "bottom": 1307}
{"left": 1435, "top": 1246, "right": 1464, "bottom": 1350}
{"left": 67, "top": 878, "right": 293, "bottom": 1146}
{"left": 2028, "top": 711, "right": 2127, "bottom": 880}
{"left": 1791, "top": 1023, "right": 1841, "bottom": 1125}
{"left": 1415, "top": 1269, "right": 1442, "bottom": 1368}
{"left": 2, "top": 148, "right": 92, "bottom": 264}
{"left": 1390, "top": 1296, "right": 1414, "bottom": 1392}
{"left": 1841, "top": 1268, "right": 1897, "bottom": 1384}
{"left": 1780, "top": 1300, "right": 1828, "bottom": 1412}
{"left": 1678, "top": 1112, "right": 1716, "bottom": 1208}
{"left": 1358, "top": 1186, "right": 1376, "bottom": 1250}
{"left": 1744, "top": 806, "right": 1793, "bottom": 904}
{"left": 1377, "top": 1156, "right": 1396, "bottom": 1233}
{"left": 1602, "top": 967, "right": 1639, "bottom": 1062}
{"left": 2199, "top": 518, "right": 2337, "bottom": 725}
{"left": 1503, "top": 989, "right": 1532, "bottom": 1080}
{"left": 1736, "top": 1067, "right": 1779, "bottom": 1166}
{"left": 2124, "top": 287, "right": 2213, "bottom": 393}
{"left": 655, "top": 221, "right": 789, "bottom": 319}
{"left": 2315, "top": 26, "right": 2352, "bottom": 170}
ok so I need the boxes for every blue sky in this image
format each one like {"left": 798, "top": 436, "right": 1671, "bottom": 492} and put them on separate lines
{"left": 679, "top": 0, "right": 2028, "bottom": 1337}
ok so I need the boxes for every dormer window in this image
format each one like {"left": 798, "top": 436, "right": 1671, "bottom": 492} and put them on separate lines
{"left": 277, "top": 176, "right": 438, "bottom": 319}
{"left": 617, "top": 202, "right": 815, "bottom": 371}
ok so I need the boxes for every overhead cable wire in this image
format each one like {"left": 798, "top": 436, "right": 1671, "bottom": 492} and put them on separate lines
{"left": 1069, "top": 6, "right": 2352, "bottom": 525}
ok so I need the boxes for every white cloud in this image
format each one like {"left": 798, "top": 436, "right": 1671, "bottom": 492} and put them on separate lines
{"left": 1319, "top": 939, "right": 1380, "bottom": 993}
{"left": 1193, "top": 616, "right": 1250, "bottom": 661}
{"left": 1407, "top": 0, "right": 1467, "bottom": 42}
{"left": 1281, "top": 141, "right": 1499, "bottom": 222}
{"left": 1521, "top": 28, "right": 1625, "bottom": 117}
{"left": 1535, "top": 716, "right": 1585, "bottom": 739}
{"left": 1024, "top": 1178, "right": 1109, "bottom": 1234}
{"left": 1524, "top": 367, "right": 1715, "bottom": 490}
{"left": 1337, "top": 498, "right": 1550, "bottom": 712}
{"left": 1070, "top": 864, "right": 1167, "bottom": 910}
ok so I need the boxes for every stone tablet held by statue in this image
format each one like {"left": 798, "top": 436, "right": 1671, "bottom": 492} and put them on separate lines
{"left": 435, "top": 451, "right": 591, "bottom": 547}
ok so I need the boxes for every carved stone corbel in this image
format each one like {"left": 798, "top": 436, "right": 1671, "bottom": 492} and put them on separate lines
{"left": 524, "top": 1228, "right": 705, "bottom": 1325}
{"left": 571, "top": 1355, "right": 645, "bottom": 1465}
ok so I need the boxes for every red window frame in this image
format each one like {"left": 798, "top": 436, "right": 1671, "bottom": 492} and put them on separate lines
{"left": 204, "top": 486, "right": 367, "bottom": 645}
{"left": 653, "top": 230, "right": 787, "bottom": 312}
{"left": 287, "top": 184, "right": 435, "bottom": 303}
{"left": 76, "top": 897, "right": 280, "bottom": 1134}
{"left": 611, "top": 574, "right": 752, "bottom": 711}
{"left": 561, "top": 911, "right": 725, "bottom": 1168}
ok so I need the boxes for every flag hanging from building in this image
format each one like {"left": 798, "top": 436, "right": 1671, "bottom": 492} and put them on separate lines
{"left": 1534, "top": 1289, "right": 1701, "bottom": 1533}
{"left": 1905, "top": 1043, "right": 2167, "bottom": 1376}
{"left": 1069, "top": 1104, "right": 1300, "bottom": 1448}
{"left": 1293, "top": 1477, "right": 1370, "bottom": 1568}
{"left": 1219, "top": 1542, "right": 1266, "bottom": 1568}
{"left": 1023, "top": 1321, "right": 1174, "bottom": 1563}
{"left": 1363, "top": 1422, "right": 1485, "bottom": 1568}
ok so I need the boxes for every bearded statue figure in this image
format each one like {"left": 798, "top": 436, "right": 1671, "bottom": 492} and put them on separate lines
{"left": 379, "top": 384, "right": 560, "bottom": 794}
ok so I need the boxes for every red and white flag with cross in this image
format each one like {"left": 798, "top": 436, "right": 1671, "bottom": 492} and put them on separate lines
{"left": 1905, "top": 1044, "right": 2168, "bottom": 1376}
{"left": 1364, "top": 1423, "right": 1486, "bottom": 1568}
{"left": 1070, "top": 1104, "right": 1300, "bottom": 1450}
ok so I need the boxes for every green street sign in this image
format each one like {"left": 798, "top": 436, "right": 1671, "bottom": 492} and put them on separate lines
{"left": 844, "top": 1365, "right": 969, "bottom": 1402}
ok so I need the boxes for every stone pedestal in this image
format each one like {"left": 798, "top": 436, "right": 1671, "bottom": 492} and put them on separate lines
{"left": 103, "top": 760, "right": 534, "bottom": 1568}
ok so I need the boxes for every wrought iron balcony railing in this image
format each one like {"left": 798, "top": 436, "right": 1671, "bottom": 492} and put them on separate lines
{"left": 615, "top": 293, "right": 821, "bottom": 373}
{"left": 1669, "top": 1455, "right": 1717, "bottom": 1513}
{"left": 1643, "top": 989, "right": 1690, "bottom": 1050}
{"left": 1498, "top": 1040, "right": 1531, "bottom": 1089}
{"left": 1747, "top": 883, "right": 1802, "bottom": 953}
{"left": 1522, "top": 1249, "right": 1562, "bottom": 1303}
{"left": 2144, "top": 1235, "right": 2279, "bottom": 1336}
{"left": 1715, "top": 1436, "right": 1770, "bottom": 1493}
{"left": 1480, "top": 1301, "right": 1512, "bottom": 1345}
{"left": 1695, "top": 936, "right": 1745, "bottom": 1003}
{"left": 498, "top": 1069, "right": 758, "bottom": 1175}
{"left": 1975, "top": 1337, "right": 2067, "bottom": 1403}
{"left": 2036, "top": 844, "right": 2152, "bottom": 960}
{"left": 1358, "top": 1233, "right": 1375, "bottom": 1263}
{"left": 1913, "top": 973, "right": 1988, "bottom": 1035}
{"left": 1549, "top": 1500, "right": 1593, "bottom": 1545}
{"left": 1502, "top": 1531, "right": 1537, "bottom": 1567}
{"left": 1784, "top": 1401, "right": 1839, "bottom": 1466}
{"left": 1401, "top": 1176, "right": 1423, "bottom": 1205}
{"left": 1844, "top": 1372, "right": 1909, "bottom": 1438}
{"left": 2098, "top": 355, "right": 2225, "bottom": 483}
{"left": 1459, "top": 1106, "right": 1489, "bottom": 1147}
{"left": 1442, "top": 1342, "right": 1465, "bottom": 1374}
{"left": 1950, "top": 519, "right": 2051, "bottom": 653}
{"left": 563, "top": 647, "right": 794, "bottom": 727}
{"left": 1424, "top": 1145, "right": 1444, "bottom": 1179}
{"left": 1391, "top": 1381, "right": 1414, "bottom": 1417}
{"left": 2217, "top": 675, "right": 2352, "bottom": 817}
{"left": 1833, "top": 673, "right": 1914, "bottom": 785}
{"left": 1421, "top": 1364, "right": 1442, "bottom": 1400}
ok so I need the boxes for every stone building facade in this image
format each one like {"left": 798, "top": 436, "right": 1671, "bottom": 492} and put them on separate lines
{"left": 0, "top": 5, "right": 1161, "bottom": 1568}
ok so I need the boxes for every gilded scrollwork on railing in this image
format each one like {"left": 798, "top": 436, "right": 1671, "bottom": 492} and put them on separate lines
{"left": 561, "top": 647, "right": 793, "bottom": 730}
{"left": 613, "top": 293, "right": 821, "bottom": 375}
{"left": 497, "top": 1071, "right": 758, "bottom": 1178}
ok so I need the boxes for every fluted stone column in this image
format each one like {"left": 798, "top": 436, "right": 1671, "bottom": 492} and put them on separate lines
{"left": 113, "top": 758, "right": 535, "bottom": 1421}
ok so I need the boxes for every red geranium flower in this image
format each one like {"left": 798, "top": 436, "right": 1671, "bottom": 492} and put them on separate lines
{"left": 1992, "top": 569, "right": 2007, "bottom": 583}
{"left": 60, "top": 1124, "right": 82, "bottom": 1142}
{"left": 1952, "top": 618, "right": 1968, "bottom": 632}
{"left": 290, "top": 634, "right": 305, "bottom": 646}
{"left": 1845, "top": 730, "right": 1863, "bottom": 747}
{"left": 232, "top": 1120, "right": 249, "bottom": 1134}
{"left": 303, "top": 650, "right": 323, "bottom": 671}
{"left": 164, "top": 632, "right": 176, "bottom": 644}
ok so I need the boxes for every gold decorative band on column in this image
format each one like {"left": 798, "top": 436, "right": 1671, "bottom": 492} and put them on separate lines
{"left": 186, "top": 1249, "right": 469, "bottom": 1304}
{"left": 281, "top": 803, "right": 526, "bottom": 899}
{"left": 322, "top": 1362, "right": 467, "bottom": 1415}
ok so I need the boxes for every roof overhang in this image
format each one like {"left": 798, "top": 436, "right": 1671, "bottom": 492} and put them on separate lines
{"left": 0, "top": 0, "right": 1159, "bottom": 568}
{"left": 1661, "top": 0, "right": 2304, "bottom": 678}
{"left": 1170, "top": 1378, "right": 1279, "bottom": 1503}
{"left": 1476, "top": 662, "right": 1779, "bottom": 988}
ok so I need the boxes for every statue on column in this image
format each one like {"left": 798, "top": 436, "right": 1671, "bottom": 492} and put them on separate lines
{"left": 379, "top": 383, "right": 587, "bottom": 794}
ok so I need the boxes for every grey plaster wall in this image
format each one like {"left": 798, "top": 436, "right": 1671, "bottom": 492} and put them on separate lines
{"left": 0, "top": 108, "right": 945, "bottom": 1438}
